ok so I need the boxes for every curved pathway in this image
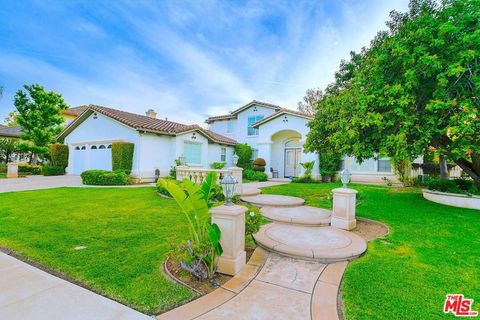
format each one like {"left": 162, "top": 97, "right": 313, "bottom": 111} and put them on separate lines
{"left": 160, "top": 180, "right": 368, "bottom": 320}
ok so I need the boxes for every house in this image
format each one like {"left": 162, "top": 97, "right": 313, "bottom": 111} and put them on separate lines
{"left": 58, "top": 105, "right": 236, "bottom": 180}
{"left": 62, "top": 106, "right": 89, "bottom": 125}
{"left": 206, "top": 100, "right": 319, "bottom": 179}
{"left": 0, "top": 125, "right": 21, "bottom": 139}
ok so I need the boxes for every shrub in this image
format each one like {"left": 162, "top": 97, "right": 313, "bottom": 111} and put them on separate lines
{"left": 43, "top": 165, "right": 65, "bottom": 176}
{"left": 243, "top": 168, "right": 267, "bottom": 181}
{"left": 18, "top": 164, "right": 42, "bottom": 175}
{"left": 0, "top": 165, "right": 6, "bottom": 173}
{"left": 234, "top": 143, "right": 253, "bottom": 168}
{"left": 292, "top": 176, "right": 313, "bottom": 183}
{"left": 210, "top": 162, "right": 226, "bottom": 169}
{"left": 50, "top": 144, "right": 69, "bottom": 168}
{"left": 169, "top": 166, "right": 177, "bottom": 179}
{"left": 252, "top": 158, "right": 266, "bottom": 172}
{"left": 81, "top": 170, "right": 130, "bottom": 185}
{"left": 157, "top": 177, "right": 178, "bottom": 197}
{"left": 111, "top": 142, "right": 134, "bottom": 174}
{"left": 245, "top": 207, "right": 262, "bottom": 237}
{"left": 424, "top": 176, "right": 480, "bottom": 195}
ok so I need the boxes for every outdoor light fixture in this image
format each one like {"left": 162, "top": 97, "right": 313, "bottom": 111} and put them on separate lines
{"left": 220, "top": 171, "right": 238, "bottom": 206}
{"left": 232, "top": 153, "right": 239, "bottom": 166}
{"left": 341, "top": 169, "right": 351, "bottom": 188}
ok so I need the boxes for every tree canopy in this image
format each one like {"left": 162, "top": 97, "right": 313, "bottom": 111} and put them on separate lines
{"left": 14, "top": 84, "right": 69, "bottom": 163}
{"left": 305, "top": 0, "right": 480, "bottom": 184}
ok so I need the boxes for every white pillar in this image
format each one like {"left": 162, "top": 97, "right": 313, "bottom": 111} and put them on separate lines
{"left": 210, "top": 204, "right": 247, "bottom": 276}
{"left": 228, "top": 167, "right": 243, "bottom": 195}
{"left": 7, "top": 163, "right": 18, "bottom": 178}
{"left": 331, "top": 187, "right": 357, "bottom": 230}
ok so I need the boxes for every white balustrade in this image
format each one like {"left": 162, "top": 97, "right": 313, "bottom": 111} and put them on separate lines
{"left": 176, "top": 166, "right": 243, "bottom": 192}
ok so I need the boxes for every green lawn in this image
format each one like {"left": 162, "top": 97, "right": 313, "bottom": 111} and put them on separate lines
{"left": 0, "top": 187, "right": 193, "bottom": 315}
{"left": 261, "top": 183, "right": 480, "bottom": 319}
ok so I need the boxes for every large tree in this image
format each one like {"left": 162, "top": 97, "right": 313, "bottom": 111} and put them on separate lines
{"left": 0, "top": 138, "right": 19, "bottom": 163}
{"left": 14, "top": 84, "right": 69, "bottom": 164}
{"left": 306, "top": 0, "right": 480, "bottom": 185}
{"left": 297, "top": 88, "right": 323, "bottom": 115}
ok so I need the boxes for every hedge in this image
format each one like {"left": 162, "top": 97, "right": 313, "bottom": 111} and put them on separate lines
{"left": 43, "top": 166, "right": 65, "bottom": 176}
{"left": 81, "top": 170, "right": 130, "bottom": 185}
{"left": 252, "top": 157, "right": 266, "bottom": 172}
{"left": 243, "top": 168, "right": 268, "bottom": 181}
{"left": 19, "top": 164, "right": 42, "bottom": 175}
{"left": 111, "top": 142, "right": 134, "bottom": 174}
{"left": 50, "top": 144, "right": 69, "bottom": 168}
{"left": 234, "top": 143, "right": 253, "bottom": 168}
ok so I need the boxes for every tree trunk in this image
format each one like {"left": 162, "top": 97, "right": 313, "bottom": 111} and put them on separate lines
{"left": 439, "top": 154, "right": 448, "bottom": 179}
{"left": 31, "top": 153, "right": 38, "bottom": 165}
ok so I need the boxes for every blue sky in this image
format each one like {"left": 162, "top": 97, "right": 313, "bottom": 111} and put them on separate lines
{"left": 0, "top": 0, "right": 408, "bottom": 124}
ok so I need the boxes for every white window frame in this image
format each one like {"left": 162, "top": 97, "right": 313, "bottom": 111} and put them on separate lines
{"left": 247, "top": 115, "right": 263, "bottom": 136}
{"left": 226, "top": 121, "right": 234, "bottom": 134}
{"left": 183, "top": 141, "right": 202, "bottom": 166}
{"left": 220, "top": 147, "right": 227, "bottom": 162}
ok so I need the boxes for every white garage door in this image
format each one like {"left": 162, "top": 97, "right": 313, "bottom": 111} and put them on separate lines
{"left": 72, "top": 144, "right": 112, "bottom": 175}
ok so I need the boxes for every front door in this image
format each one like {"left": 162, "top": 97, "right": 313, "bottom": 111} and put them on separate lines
{"left": 284, "top": 148, "right": 301, "bottom": 177}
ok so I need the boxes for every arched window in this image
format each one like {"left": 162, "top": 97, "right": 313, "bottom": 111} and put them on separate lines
{"left": 75, "top": 146, "right": 80, "bottom": 150}
{"left": 99, "top": 145, "right": 106, "bottom": 149}
{"left": 107, "top": 144, "right": 112, "bottom": 149}
{"left": 81, "top": 146, "right": 86, "bottom": 150}
{"left": 91, "top": 145, "right": 97, "bottom": 149}
{"left": 285, "top": 140, "right": 302, "bottom": 148}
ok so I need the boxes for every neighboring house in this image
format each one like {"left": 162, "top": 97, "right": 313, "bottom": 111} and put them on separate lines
{"left": 0, "top": 125, "right": 21, "bottom": 139}
{"left": 58, "top": 105, "right": 236, "bottom": 180}
{"left": 206, "top": 100, "right": 319, "bottom": 178}
{"left": 62, "top": 106, "right": 89, "bottom": 125}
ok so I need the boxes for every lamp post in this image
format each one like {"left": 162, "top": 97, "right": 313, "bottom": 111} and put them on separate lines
{"left": 340, "top": 168, "right": 351, "bottom": 188}
{"left": 220, "top": 171, "right": 238, "bottom": 206}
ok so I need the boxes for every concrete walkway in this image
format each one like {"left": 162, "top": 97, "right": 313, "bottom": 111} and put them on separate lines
{"left": 0, "top": 253, "right": 151, "bottom": 320}
{"left": 0, "top": 175, "right": 83, "bottom": 193}
{"left": 158, "top": 248, "right": 347, "bottom": 320}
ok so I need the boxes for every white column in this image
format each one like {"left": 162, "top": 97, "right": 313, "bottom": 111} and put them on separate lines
{"left": 257, "top": 141, "right": 272, "bottom": 178}
{"left": 210, "top": 204, "right": 247, "bottom": 276}
{"left": 7, "top": 163, "right": 18, "bottom": 178}
{"left": 331, "top": 187, "right": 357, "bottom": 230}
{"left": 66, "top": 144, "right": 74, "bottom": 175}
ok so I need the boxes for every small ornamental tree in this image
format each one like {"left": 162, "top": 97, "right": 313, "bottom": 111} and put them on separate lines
{"left": 50, "top": 144, "right": 69, "bottom": 168}
{"left": 14, "top": 84, "right": 69, "bottom": 164}
{"left": 306, "top": 0, "right": 480, "bottom": 186}
{"left": 111, "top": 142, "right": 134, "bottom": 174}
{"left": 234, "top": 143, "right": 253, "bottom": 169}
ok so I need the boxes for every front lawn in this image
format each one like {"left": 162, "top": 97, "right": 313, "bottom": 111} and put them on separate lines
{"left": 0, "top": 187, "right": 193, "bottom": 315}
{"left": 262, "top": 183, "right": 480, "bottom": 319}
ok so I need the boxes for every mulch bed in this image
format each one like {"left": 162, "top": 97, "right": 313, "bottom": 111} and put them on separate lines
{"left": 352, "top": 218, "right": 389, "bottom": 242}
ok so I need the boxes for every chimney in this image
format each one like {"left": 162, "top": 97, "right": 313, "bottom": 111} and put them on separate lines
{"left": 146, "top": 109, "right": 157, "bottom": 119}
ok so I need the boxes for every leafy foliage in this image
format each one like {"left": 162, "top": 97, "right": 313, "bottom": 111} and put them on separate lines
{"left": 297, "top": 87, "right": 323, "bottom": 115}
{"left": 81, "top": 170, "right": 130, "bottom": 185}
{"left": 245, "top": 208, "right": 262, "bottom": 237}
{"left": 49, "top": 144, "right": 69, "bottom": 168}
{"left": 43, "top": 165, "right": 65, "bottom": 176}
{"left": 0, "top": 138, "right": 19, "bottom": 163}
{"left": 18, "top": 163, "right": 42, "bottom": 175}
{"left": 210, "top": 162, "right": 226, "bottom": 169}
{"left": 252, "top": 157, "right": 266, "bottom": 172}
{"left": 425, "top": 176, "right": 479, "bottom": 195}
{"left": 160, "top": 172, "right": 223, "bottom": 280}
{"left": 243, "top": 168, "right": 268, "bottom": 181}
{"left": 234, "top": 143, "right": 253, "bottom": 168}
{"left": 14, "top": 84, "right": 69, "bottom": 163}
{"left": 305, "top": 0, "right": 480, "bottom": 186}
{"left": 111, "top": 142, "right": 134, "bottom": 174}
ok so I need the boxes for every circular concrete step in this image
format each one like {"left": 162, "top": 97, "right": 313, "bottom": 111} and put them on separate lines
{"left": 241, "top": 194, "right": 305, "bottom": 207}
{"left": 237, "top": 187, "right": 261, "bottom": 197}
{"left": 253, "top": 224, "right": 367, "bottom": 263}
{"left": 261, "top": 206, "right": 331, "bottom": 226}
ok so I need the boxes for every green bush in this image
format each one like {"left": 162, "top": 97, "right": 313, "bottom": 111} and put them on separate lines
{"left": 50, "top": 144, "right": 69, "bottom": 168}
{"left": 111, "top": 142, "right": 134, "bottom": 174}
{"left": 81, "top": 170, "right": 130, "bottom": 185}
{"left": 425, "top": 177, "right": 479, "bottom": 195}
{"left": 18, "top": 164, "right": 42, "bottom": 175}
{"left": 252, "top": 158, "right": 266, "bottom": 172}
{"left": 234, "top": 143, "right": 253, "bottom": 168}
{"left": 292, "top": 176, "right": 314, "bottom": 183}
{"left": 43, "top": 165, "right": 65, "bottom": 176}
{"left": 0, "top": 165, "right": 6, "bottom": 173}
{"left": 210, "top": 162, "right": 226, "bottom": 169}
{"left": 245, "top": 207, "right": 262, "bottom": 237}
{"left": 157, "top": 177, "right": 178, "bottom": 197}
{"left": 243, "top": 168, "right": 267, "bottom": 181}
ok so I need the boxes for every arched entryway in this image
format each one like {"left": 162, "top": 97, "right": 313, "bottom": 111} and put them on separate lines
{"left": 270, "top": 130, "right": 302, "bottom": 178}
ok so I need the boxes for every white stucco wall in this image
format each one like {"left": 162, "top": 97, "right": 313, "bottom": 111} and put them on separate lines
{"left": 208, "top": 144, "right": 235, "bottom": 167}
{"left": 138, "top": 132, "right": 175, "bottom": 178}
{"left": 64, "top": 113, "right": 141, "bottom": 176}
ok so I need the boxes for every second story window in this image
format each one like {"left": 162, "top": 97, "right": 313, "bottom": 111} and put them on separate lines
{"left": 247, "top": 115, "right": 263, "bottom": 136}
{"left": 227, "top": 121, "right": 234, "bottom": 134}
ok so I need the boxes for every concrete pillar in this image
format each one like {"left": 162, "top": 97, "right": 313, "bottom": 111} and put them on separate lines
{"left": 210, "top": 204, "right": 247, "bottom": 276}
{"left": 331, "top": 187, "right": 357, "bottom": 230}
{"left": 7, "top": 163, "right": 18, "bottom": 178}
{"left": 228, "top": 167, "right": 243, "bottom": 195}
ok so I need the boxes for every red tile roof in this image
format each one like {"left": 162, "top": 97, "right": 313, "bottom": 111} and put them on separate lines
{"left": 59, "top": 105, "right": 237, "bottom": 145}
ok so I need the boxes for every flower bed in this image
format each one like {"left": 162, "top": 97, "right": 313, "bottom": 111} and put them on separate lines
{"left": 422, "top": 189, "right": 480, "bottom": 210}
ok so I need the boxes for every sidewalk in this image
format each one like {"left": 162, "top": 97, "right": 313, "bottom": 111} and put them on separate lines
{"left": 0, "top": 253, "right": 151, "bottom": 320}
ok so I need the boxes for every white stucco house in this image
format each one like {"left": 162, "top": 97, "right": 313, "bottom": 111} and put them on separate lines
{"left": 58, "top": 105, "right": 236, "bottom": 180}
{"left": 58, "top": 100, "right": 400, "bottom": 182}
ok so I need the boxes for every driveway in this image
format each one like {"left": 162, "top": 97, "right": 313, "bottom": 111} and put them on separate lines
{"left": 0, "top": 175, "right": 83, "bottom": 193}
